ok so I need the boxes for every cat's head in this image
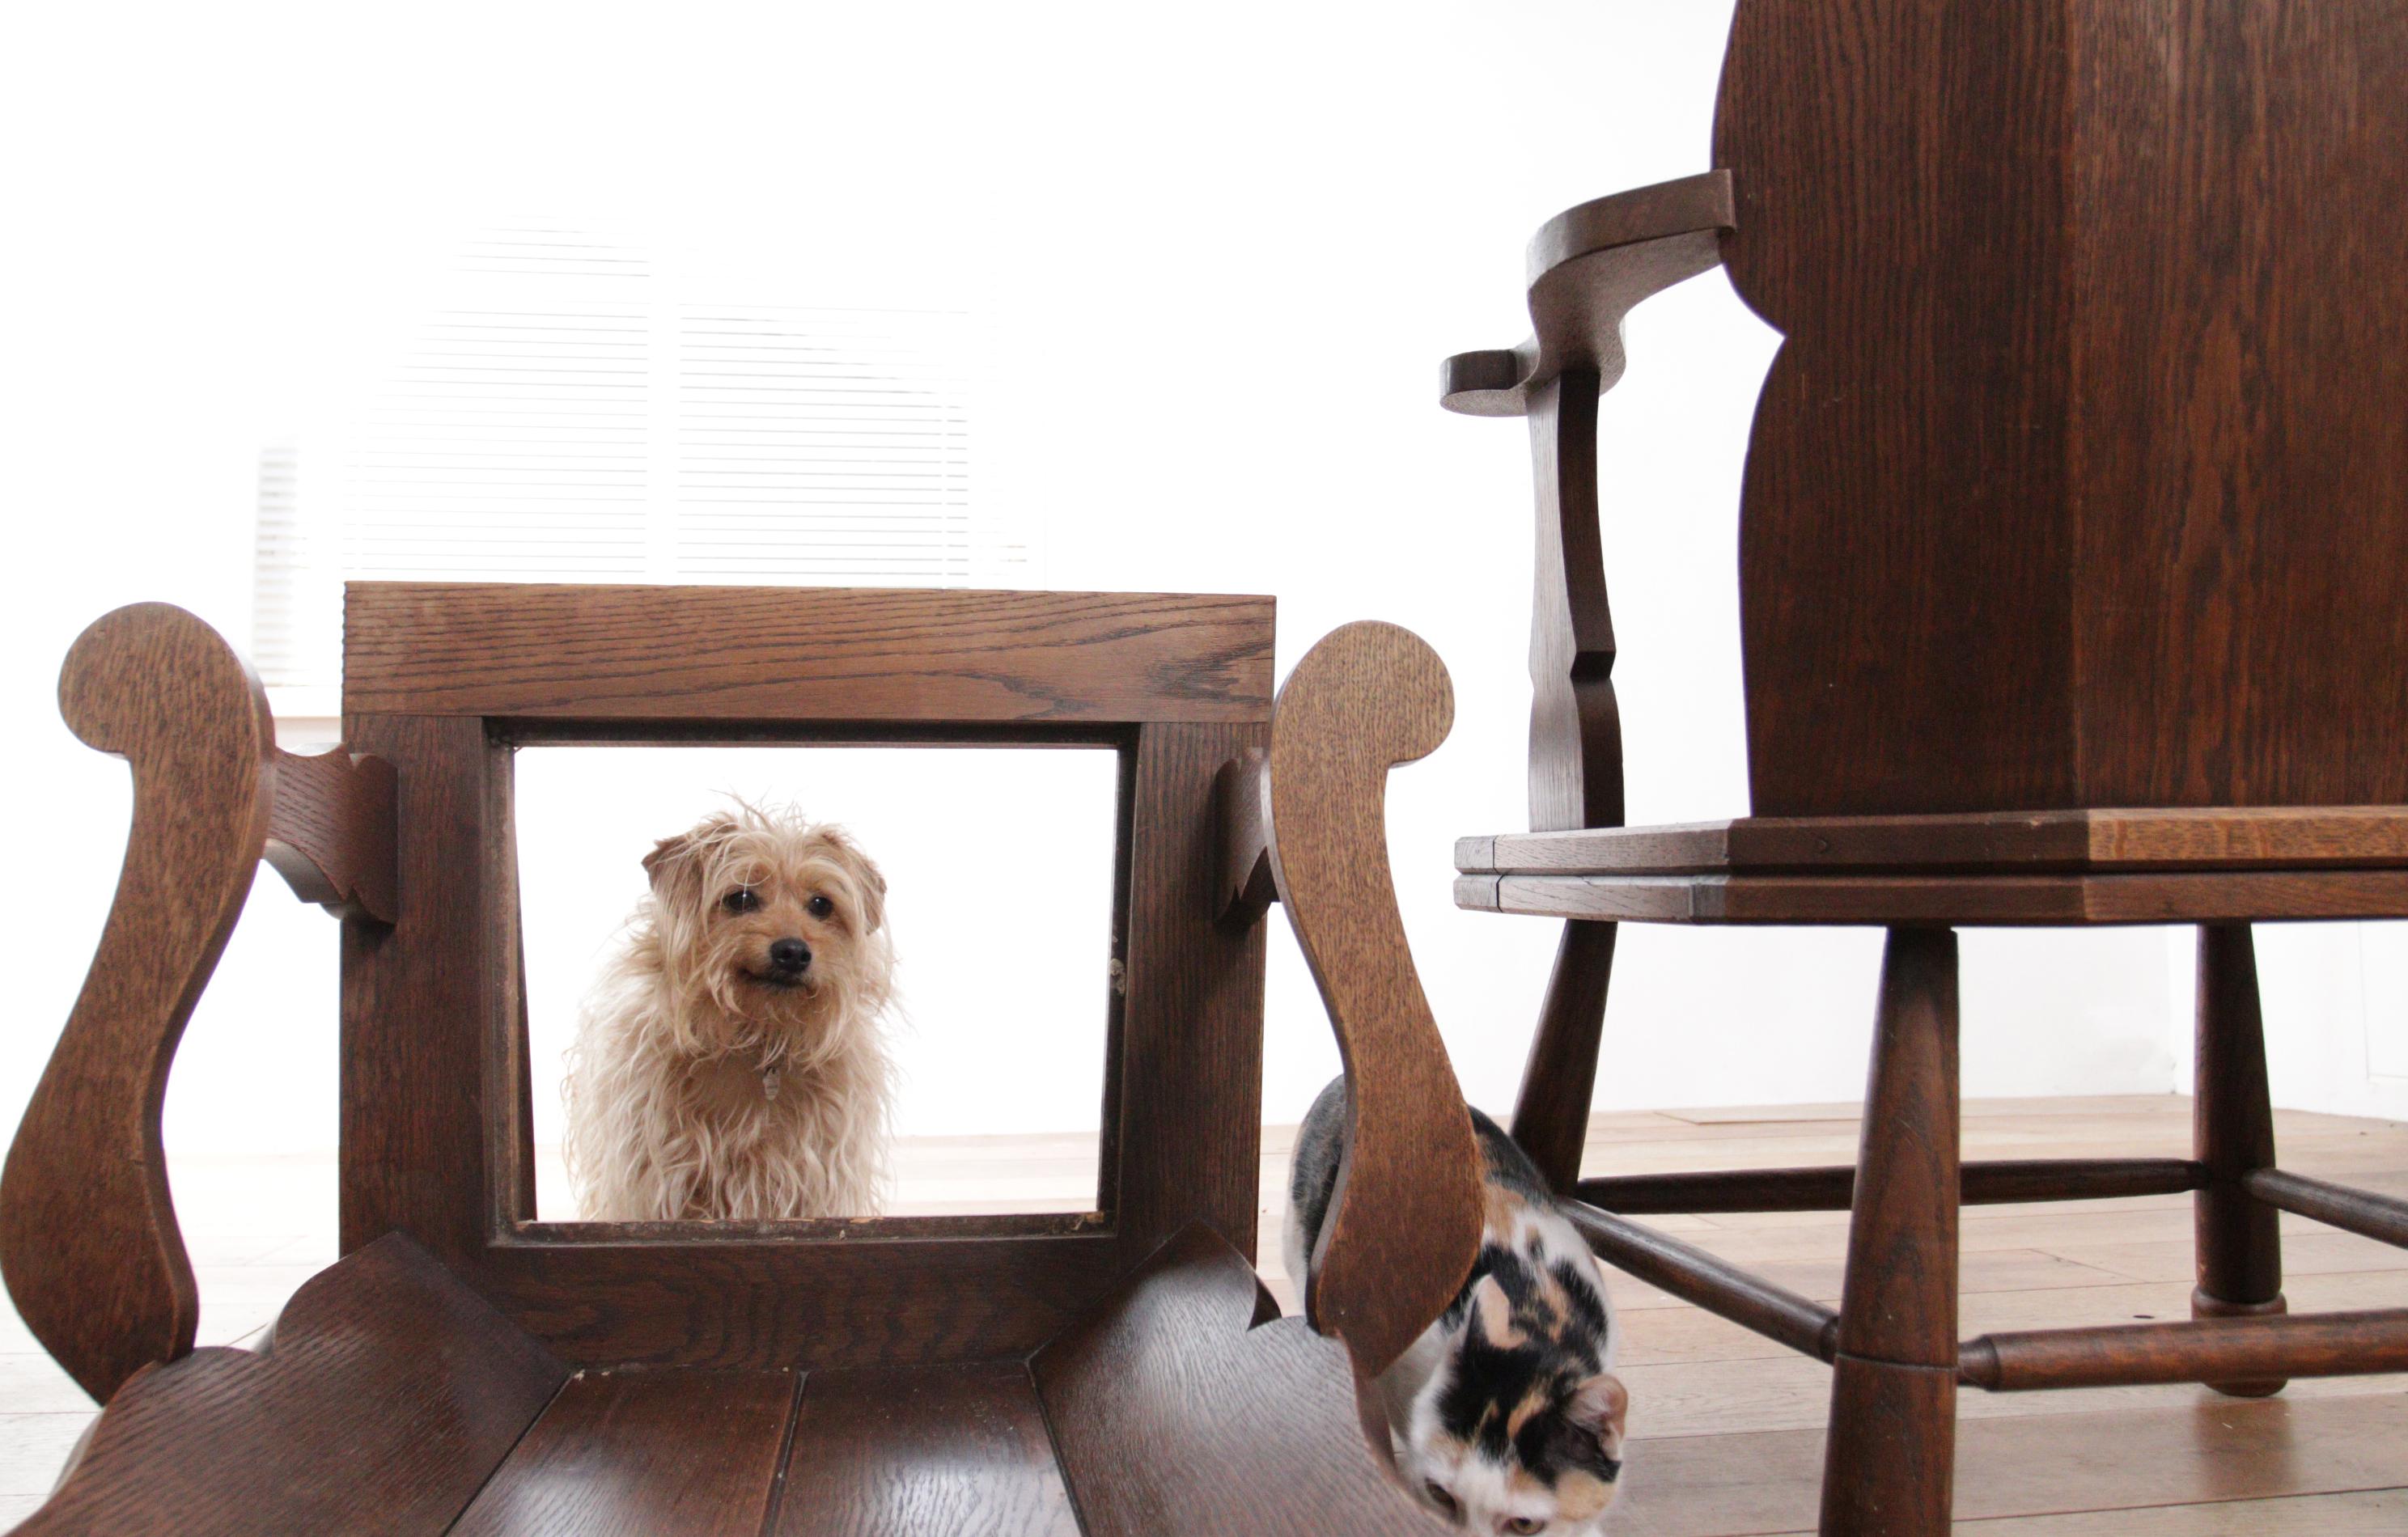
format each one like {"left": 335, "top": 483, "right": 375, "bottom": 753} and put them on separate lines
{"left": 1402, "top": 1273, "right": 1630, "bottom": 1534}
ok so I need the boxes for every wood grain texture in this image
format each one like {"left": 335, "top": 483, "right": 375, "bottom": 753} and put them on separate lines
{"left": 262, "top": 744, "right": 397, "bottom": 922}
{"left": 1567, "top": 1203, "right": 1838, "bottom": 1362}
{"left": 1523, "top": 370, "right": 1620, "bottom": 837}
{"left": 2245, "top": 1170, "right": 2408, "bottom": 1250}
{"left": 477, "top": 1230, "right": 1126, "bottom": 1372}
{"left": 450, "top": 1368, "right": 795, "bottom": 1536}
{"left": 1438, "top": 170, "right": 1732, "bottom": 416}
{"left": 1470, "top": 867, "right": 2408, "bottom": 926}
{"left": 1575, "top": 1158, "right": 2201, "bottom": 1216}
{"left": 2065, "top": 2, "right": 2408, "bottom": 809}
{"left": 15, "top": 1234, "right": 566, "bottom": 1537}
{"left": 1465, "top": 807, "right": 2408, "bottom": 876}
{"left": 774, "top": 1363, "right": 1075, "bottom": 1536}
{"left": 1960, "top": 1309, "right": 2408, "bottom": 1392}
{"left": 1715, "top": 2, "right": 2408, "bottom": 815}
{"left": 2194, "top": 923, "right": 2287, "bottom": 1394}
{"left": 1110, "top": 722, "right": 1270, "bottom": 1271}
{"left": 337, "top": 713, "right": 500, "bottom": 1268}
{"left": 1822, "top": 927, "right": 1961, "bottom": 1536}
{"left": 1263, "top": 623, "right": 1480, "bottom": 1378}
{"left": 1214, "top": 747, "right": 1274, "bottom": 925}
{"left": 1, "top": 603, "right": 274, "bottom": 1403}
{"left": 1029, "top": 1223, "right": 1452, "bottom": 1537}
{"left": 343, "top": 583, "right": 1274, "bottom": 723}
{"left": 1504, "top": 370, "right": 1623, "bottom": 1192}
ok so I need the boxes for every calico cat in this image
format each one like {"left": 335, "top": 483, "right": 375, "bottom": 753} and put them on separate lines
{"left": 1285, "top": 1078, "right": 1629, "bottom": 1534}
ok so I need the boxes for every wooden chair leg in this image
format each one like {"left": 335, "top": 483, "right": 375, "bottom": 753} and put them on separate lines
{"left": 2193, "top": 922, "right": 2288, "bottom": 1396}
{"left": 1821, "top": 927, "right": 1961, "bottom": 1537}
{"left": 1509, "top": 921, "right": 1617, "bottom": 1191}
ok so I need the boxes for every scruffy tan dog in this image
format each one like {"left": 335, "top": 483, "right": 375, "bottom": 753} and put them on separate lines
{"left": 563, "top": 804, "right": 896, "bottom": 1222}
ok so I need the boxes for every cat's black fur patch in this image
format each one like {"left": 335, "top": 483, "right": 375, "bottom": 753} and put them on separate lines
{"left": 1289, "top": 1086, "right": 1550, "bottom": 1274}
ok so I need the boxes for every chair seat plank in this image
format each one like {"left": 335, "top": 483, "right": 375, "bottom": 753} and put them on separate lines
{"left": 1030, "top": 1224, "right": 1452, "bottom": 1537}
{"left": 449, "top": 1367, "right": 797, "bottom": 1537}
{"left": 15, "top": 1234, "right": 568, "bottom": 1537}
{"left": 773, "top": 1362, "right": 1076, "bottom": 1536}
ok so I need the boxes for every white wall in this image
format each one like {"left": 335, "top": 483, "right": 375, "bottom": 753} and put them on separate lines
{"left": 514, "top": 746, "right": 1121, "bottom": 1213}
{"left": 5, "top": 1, "right": 2261, "bottom": 1179}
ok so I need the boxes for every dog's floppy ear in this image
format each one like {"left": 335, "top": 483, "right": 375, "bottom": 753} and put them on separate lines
{"left": 821, "top": 828, "right": 888, "bottom": 934}
{"left": 643, "top": 813, "right": 736, "bottom": 901}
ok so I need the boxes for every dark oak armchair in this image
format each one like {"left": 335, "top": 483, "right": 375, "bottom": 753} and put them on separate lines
{"left": 1446, "top": 4, "right": 2408, "bottom": 1533}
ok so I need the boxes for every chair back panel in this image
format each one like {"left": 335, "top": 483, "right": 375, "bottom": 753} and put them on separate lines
{"left": 337, "top": 582, "right": 1274, "bottom": 1371}
{"left": 1715, "top": 1, "right": 2408, "bottom": 815}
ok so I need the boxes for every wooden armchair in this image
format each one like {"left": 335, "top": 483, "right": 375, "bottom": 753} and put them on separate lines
{"left": 1445, "top": 4, "right": 2408, "bottom": 1533}
{"left": 2, "top": 591, "right": 1477, "bottom": 1535}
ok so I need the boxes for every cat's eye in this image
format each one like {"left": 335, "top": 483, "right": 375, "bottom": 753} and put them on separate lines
{"left": 721, "top": 888, "right": 761, "bottom": 914}
{"left": 808, "top": 894, "right": 835, "bottom": 918}
{"left": 1423, "top": 1482, "right": 1457, "bottom": 1514}
{"left": 1503, "top": 1520, "right": 1546, "bottom": 1535}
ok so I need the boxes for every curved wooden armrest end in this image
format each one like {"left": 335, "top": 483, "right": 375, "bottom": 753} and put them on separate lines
{"left": 1265, "top": 622, "right": 1482, "bottom": 1379}
{"left": 1441, "top": 169, "right": 1736, "bottom": 418}
{"left": 1, "top": 603, "right": 390, "bottom": 1404}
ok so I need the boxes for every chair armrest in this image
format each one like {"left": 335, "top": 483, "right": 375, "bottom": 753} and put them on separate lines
{"left": 1241, "top": 621, "right": 1482, "bottom": 1379}
{"left": 0, "top": 604, "right": 393, "bottom": 1402}
{"left": 1440, "top": 169, "right": 1735, "bottom": 417}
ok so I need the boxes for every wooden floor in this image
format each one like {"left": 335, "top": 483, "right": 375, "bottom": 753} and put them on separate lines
{"left": 5, "top": 1095, "right": 2405, "bottom": 1533}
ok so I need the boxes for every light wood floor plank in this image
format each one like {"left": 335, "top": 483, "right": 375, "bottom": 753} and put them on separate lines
{"left": 1617, "top": 1393, "right": 2408, "bottom": 1537}
{"left": 1940, "top": 1489, "right": 2408, "bottom": 1535}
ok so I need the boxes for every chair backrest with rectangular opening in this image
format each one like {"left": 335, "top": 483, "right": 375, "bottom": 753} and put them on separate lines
{"left": 338, "top": 581, "right": 1275, "bottom": 1371}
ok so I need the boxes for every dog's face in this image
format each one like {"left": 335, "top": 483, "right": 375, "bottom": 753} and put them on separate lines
{"left": 639, "top": 810, "right": 891, "bottom": 1055}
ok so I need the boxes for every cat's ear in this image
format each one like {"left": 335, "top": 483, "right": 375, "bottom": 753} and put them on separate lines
{"left": 1567, "top": 1372, "right": 1630, "bottom": 1460}
{"left": 1464, "top": 1273, "right": 1525, "bottom": 1349}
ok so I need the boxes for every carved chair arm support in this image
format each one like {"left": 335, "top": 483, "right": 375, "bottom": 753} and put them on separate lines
{"left": 0, "top": 603, "right": 394, "bottom": 1404}
{"left": 1440, "top": 169, "right": 1734, "bottom": 418}
{"left": 1223, "top": 622, "right": 1483, "bottom": 1379}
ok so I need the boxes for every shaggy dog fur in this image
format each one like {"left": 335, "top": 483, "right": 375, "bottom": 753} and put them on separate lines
{"left": 563, "top": 805, "right": 896, "bottom": 1222}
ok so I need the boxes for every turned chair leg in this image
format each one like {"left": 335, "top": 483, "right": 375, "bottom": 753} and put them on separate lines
{"left": 1509, "top": 921, "right": 1617, "bottom": 1191}
{"left": 2193, "top": 922, "right": 2288, "bottom": 1396}
{"left": 1822, "top": 927, "right": 1961, "bottom": 1537}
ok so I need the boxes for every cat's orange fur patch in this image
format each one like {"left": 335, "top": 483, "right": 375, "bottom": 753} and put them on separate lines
{"left": 1473, "top": 1276, "right": 1528, "bottom": 1349}
{"left": 1551, "top": 1470, "right": 1613, "bottom": 1521}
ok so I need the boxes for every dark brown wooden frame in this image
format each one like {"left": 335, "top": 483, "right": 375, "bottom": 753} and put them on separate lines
{"left": 337, "top": 582, "right": 1278, "bottom": 1372}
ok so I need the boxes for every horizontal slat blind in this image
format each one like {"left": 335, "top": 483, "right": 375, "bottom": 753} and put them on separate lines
{"left": 252, "top": 222, "right": 984, "bottom": 690}
{"left": 677, "top": 305, "right": 969, "bottom": 582}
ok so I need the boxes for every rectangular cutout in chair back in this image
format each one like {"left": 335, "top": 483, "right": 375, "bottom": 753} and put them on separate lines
{"left": 514, "top": 743, "right": 1121, "bottom": 1227}
{"left": 337, "top": 582, "right": 1271, "bottom": 1370}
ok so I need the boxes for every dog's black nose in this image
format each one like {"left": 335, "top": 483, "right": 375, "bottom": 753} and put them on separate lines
{"left": 768, "top": 938, "right": 813, "bottom": 973}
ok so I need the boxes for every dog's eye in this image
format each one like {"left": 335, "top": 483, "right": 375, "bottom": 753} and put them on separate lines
{"left": 721, "top": 889, "right": 761, "bottom": 914}
{"left": 807, "top": 894, "right": 834, "bottom": 918}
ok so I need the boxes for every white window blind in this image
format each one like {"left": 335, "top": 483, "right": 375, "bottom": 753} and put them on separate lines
{"left": 252, "top": 222, "right": 1008, "bottom": 692}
